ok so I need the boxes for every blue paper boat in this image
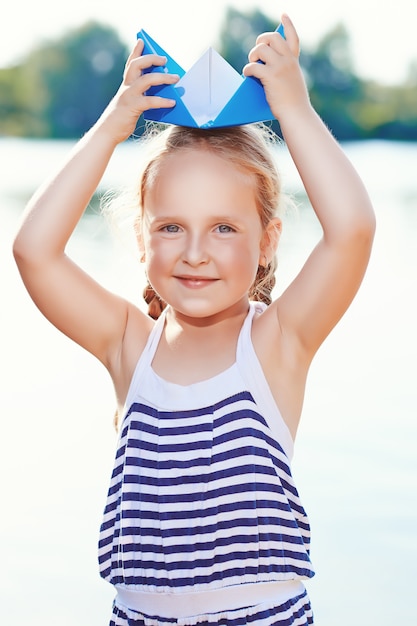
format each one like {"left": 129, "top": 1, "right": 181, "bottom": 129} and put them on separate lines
{"left": 137, "top": 24, "right": 284, "bottom": 129}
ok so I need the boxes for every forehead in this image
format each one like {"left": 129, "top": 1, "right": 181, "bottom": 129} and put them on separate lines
{"left": 144, "top": 149, "right": 257, "bottom": 210}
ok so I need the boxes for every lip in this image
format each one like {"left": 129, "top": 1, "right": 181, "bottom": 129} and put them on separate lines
{"left": 175, "top": 275, "right": 219, "bottom": 288}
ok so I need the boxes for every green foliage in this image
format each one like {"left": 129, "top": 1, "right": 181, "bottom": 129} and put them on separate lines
{"left": 218, "top": 7, "right": 276, "bottom": 72}
{"left": 0, "top": 66, "right": 29, "bottom": 136}
{"left": 218, "top": 10, "right": 417, "bottom": 142}
{"left": 301, "top": 24, "right": 367, "bottom": 139}
{"left": 0, "top": 10, "right": 416, "bottom": 140}
{"left": 0, "top": 22, "right": 128, "bottom": 138}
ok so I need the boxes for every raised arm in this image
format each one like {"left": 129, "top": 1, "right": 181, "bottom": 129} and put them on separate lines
{"left": 13, "top": 39, "right": 179, "bottom": 368}
{"left": 244, "top": 15, "right": 376, "bottom": 358}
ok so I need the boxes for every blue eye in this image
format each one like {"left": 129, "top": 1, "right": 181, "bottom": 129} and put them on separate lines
{"left": 162, "top": 224, "right": 180, "bottom": 232}
{"left": 216, "top": 224, "right": 234, "bottom": 233}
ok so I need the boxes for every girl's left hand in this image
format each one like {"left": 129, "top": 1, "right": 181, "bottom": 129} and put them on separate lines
{"left": 243, "top": 14, "right": 310, "bottom": 122}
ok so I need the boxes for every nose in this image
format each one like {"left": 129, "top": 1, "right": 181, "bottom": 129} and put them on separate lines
{"left": 182, "top": 231, "right": 209, "bottom": 266}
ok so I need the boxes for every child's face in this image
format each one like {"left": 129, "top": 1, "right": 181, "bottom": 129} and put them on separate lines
{"left": 141, "top": 148, "right": 267, "bottom": 320}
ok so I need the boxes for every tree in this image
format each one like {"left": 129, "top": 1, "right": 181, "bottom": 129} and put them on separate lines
{"left": 301, "top": 24, "right": 367, "bottom": 139}
{"left": 218, "top": 7, "right": 276, "bottom": 72}
{"left": 1, "top": 10, "right": 417, "bottom": 140}
{"left": 2, "top": 22, "right": 128, "bottom": 138}
{"left": 217, "top": 11, "right": 365, "bottom": 139}
{"left": 0, "top": 65, "right": 35, "bottom": 136}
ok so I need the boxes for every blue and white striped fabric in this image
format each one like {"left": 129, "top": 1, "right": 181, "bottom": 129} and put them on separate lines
{"left": 99, "top": 303, "right": 315, "bottom": 625}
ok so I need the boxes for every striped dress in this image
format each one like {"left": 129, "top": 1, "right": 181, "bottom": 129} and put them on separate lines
{"left": 98, "top": 303, "right": 315, "bottom": 625}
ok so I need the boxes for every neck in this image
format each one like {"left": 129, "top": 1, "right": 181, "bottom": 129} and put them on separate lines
{"left": 151, "top": 301, "right": 251, "bottom": 385}
{"left": 166, "top": 299, "right": 250, "bottom": 333}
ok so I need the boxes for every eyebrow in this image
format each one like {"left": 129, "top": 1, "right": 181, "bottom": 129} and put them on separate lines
{"left": 146, "top": 213, "right": 246, "bottom": 225}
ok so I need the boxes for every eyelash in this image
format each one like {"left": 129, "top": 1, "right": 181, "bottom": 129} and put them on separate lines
{"left": 161, "top": 224, "right": 181, "bottom": 233}
{"left": 216, "top": 224, "right": 235, "bottom": 233}
{"left": 160, "top": 224, "right": 236, "bottom": 233}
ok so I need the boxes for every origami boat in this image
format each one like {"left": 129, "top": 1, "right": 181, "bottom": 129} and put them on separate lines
{"left": 137, "top": 23, "right": 285, "bottom": 128}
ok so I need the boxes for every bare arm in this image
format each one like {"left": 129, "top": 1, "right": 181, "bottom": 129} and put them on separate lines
{"left": 13, "top": 39, "right": 179, "bottom": 368}
{"left": 245, "top": 15, "right": 376, "bottom": 358}
{"left": 277, "top": 104, "right": 375, "bottom": 353}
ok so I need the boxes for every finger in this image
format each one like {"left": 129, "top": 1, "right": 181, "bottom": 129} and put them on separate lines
{"left": 138, "top": 70, "right": 179, "bottom": 93}
{"left": 125, "top": 53, "right": 170, "bottom": 84}
{"left": 132, "top": 53, "right": 170, "bottom": 72}
{"left": 143, "top": 95, "right": 177, "bottom": 110}
{"left": 280, "top": 14, "right": 300, "bottom": 57}
{"left": 247, "top": 39, "right": 284, "bottom": 65}
{"left": 123, "top": 38, "right": 144, "bottom": 76}
{"left": 242, "top": 59, "right": 269, "bottom": 81}
{"left": 130, "top": 37, "right": 145, "bottom": 60}
{"left": 251, "top": 16, "right": 299, "bottom": 59}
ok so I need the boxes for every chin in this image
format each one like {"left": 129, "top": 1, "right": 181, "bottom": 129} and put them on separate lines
{"left": 171, "top": 297, "right": 249, "bottom": 321}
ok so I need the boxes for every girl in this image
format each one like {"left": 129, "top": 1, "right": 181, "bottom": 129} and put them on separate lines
{"left": 13, "top": 14, "right": 375, "bottom": 626}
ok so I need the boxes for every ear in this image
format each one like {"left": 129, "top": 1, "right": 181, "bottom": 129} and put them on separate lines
{"left": 259, "top": 217, "right": 282, "bottom": 266}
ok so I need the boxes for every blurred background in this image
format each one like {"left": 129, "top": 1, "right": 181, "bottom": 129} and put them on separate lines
{"left": 1, "top": 1, "right": 416, "bottom": 625}
{"left": 1, "top": 0, "right": 417, "bottom": 140}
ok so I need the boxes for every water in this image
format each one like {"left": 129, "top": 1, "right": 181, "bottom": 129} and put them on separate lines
{"left": 1, "top": 137, "right": 416, "bottom": 625}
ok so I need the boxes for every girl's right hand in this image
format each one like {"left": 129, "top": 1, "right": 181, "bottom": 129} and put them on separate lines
{"left": 98, "top": 38, "right": 179, "bottom": 144}
{"left": 13, "top": 38, "right": 179, "bottom": 384}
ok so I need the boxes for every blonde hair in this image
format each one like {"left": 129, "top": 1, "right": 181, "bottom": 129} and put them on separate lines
{"left": 137, "top": 123, "right": 282, "bottom": 319}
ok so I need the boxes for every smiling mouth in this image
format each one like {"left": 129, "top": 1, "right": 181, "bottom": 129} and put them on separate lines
{"left": 175, "top": 276, "right": 219, "bottom": 288}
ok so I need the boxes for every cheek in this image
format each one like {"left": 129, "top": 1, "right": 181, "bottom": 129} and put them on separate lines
{"left": 145, "top": 245, "right": 163, "bottom": 272}
{"left": 222, "top": 239, "right": 261, "bottom": 280}
{"left": 144, "top": 239, "right": 174, "bottom": 285}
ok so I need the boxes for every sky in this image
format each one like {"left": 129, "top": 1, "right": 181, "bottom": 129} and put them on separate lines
{"left": 1, "top": 0, "right": 416, "bottom": 85}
